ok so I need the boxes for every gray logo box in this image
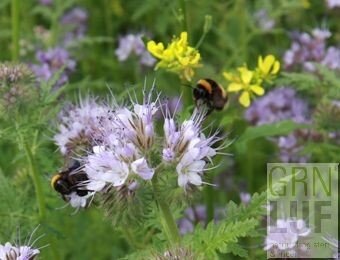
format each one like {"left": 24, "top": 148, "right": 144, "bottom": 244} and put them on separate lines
{"left": 266, "top": 163, "right": 338, "bottom": 258}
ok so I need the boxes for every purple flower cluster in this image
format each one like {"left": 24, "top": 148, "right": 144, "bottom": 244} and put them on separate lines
{"left": 0, "top": 242, "right": 40, "bottom": 260}
{"left": 284, "top": 28, "right": 340, "bottom": 72}
{"left": 61, "top": 7, "right": 88, "bottom": 45}
{"left": 245, "top": 87, "right": 310, "bottom": 162}
{"left": 54, "top": 90, "right": 224, "bottom": 207}
{"left": 31, "top": 47, "right": 76, "bottom": 88}
{"left": 0, "top": 63, "right": 34, "bottom": 109}
{"left": 115, "top": 34, "right": 156, "bottom": 67}
{"left": 30, "top": 5, "right": 88, "bottom": 88}
{"left": 54, "top": 98, "right": 107, "bottom": 155}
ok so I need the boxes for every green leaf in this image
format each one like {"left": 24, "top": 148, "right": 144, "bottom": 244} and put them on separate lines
{"left": 185, "top": 218, "right": 258, "bottom": 259}
{"left": 277, "top": 72, "right": 319, "bottom": 90}
{"left": 236, "top": 120, "right": 309, "bottom": 153}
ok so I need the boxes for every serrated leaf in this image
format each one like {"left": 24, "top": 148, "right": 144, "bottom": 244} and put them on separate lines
{"left": 277, "top": 72, "right": 319, "bottom": 90}
{"left": 222, "top": 242, "right": 248, "bottom": 257}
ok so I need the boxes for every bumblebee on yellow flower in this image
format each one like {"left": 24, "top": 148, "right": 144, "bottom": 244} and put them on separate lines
{"left": 223, "top": 54, "right": 280, "bottom": 107}
{"left": 147, "top": 32, "right": 201, "bottom": 82}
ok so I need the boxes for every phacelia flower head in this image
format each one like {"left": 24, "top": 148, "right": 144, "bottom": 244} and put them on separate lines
{"left": 0, "top": 242, "right": 40, "bottom": 260}
{"left": 115, "top": 33, "right": 156, "bottom": 67}
{"left": 147, "top": 32, "right": 201, "bottom": 81}
{"left": 54, "top": 98, "right": 108, "bottom": 156}
{"left": 163, "top": 107, "right": 223, "bottom": 187}
{"left": 31, "top": 47, "right": 76, "bottom": 88}
{"left": 245, "top": 87, "right": 310, "bottom": 162}
{"left": 283, "top": 28, "right": 340, "bottom": 72}
{"left": 72, "top": 87, "right": 224, "bottom": 194}
{"left": 245, "top": 87, "right": 309, "bottom": 126}
{"left": 81, "top": 90, "right": 159, "bottom": 193}
{"left": 61, "top": 7, "right": 88, "bottom": 45}
{"left": 0, "top": 226, "right": 44, "bottom": 260}
{"left": 0, "top": 63, "right": 35, "bottom": 110}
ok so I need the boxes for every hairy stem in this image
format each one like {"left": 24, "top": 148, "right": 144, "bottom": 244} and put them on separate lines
{"left": 23, "top": 141, "right": 46, "bottom": 219}
{"left": 152, "top": 175, "right": 181, "bottom": 245}
{"left": 11, "top": 0, "right": 20, "bottom": 61}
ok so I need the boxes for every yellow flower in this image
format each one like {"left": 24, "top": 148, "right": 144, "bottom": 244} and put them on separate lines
{"left": 147, "top": 32, "right": 201, "bottom": 81}
{"left": 224, "top": 67, "right": 264, "bottom": 107}
{"left": 257, "top": 54, "right": 280, "bottom": 81}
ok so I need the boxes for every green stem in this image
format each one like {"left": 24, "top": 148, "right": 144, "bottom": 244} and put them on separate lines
{"left": 11, "top": 0, "right": 20, "bottom": 61}
{"left": 151, "top": 175, "right": 181, "bottom": 245}
{"left": 23, "top": 140, "right": 46, "bottom": 220}
{"left": 205, "top": 185, "right": 214, "bottom": 222}
{"left": 180, "top": 0, "right": 188, "bottom": 33}
{"left": 195, "top": 31, "right": 208, "bottom": 49}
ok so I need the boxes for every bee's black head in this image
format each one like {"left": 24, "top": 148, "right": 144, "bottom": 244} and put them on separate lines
{"left": 193, "top": 87, "right": 209, "bottom": 100}
{"left": 51, "top": 175, "right": 72, "bottom": 195}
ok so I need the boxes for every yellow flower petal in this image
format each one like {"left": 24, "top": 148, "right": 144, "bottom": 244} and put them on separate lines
{"left": 239, "top": 91, "right": 250, "bottom": 107}
{"left": 228, "top": 83, "right": 243, "bottom": 92}
{"left": 272, "top": 60, "right": 280, "bottom": 74}
{"left": 250, "top": 85, "right": 265, "bottom": 96}
{"left": 147, "top": 41, "right": 165, "bottom": 59}
{"left": 189, "top": 53, "right": 200, "bottom": 65}
{"left": 223, "top": 72, "right": 233, "bottom": 81}
{"left": 240, "top": 68, "right": 253, "bottom": 84}
{"left": 262, "top": 55, "right": 275, "bottom": 74}
{"left": 177, "top": 32, "right": 188, "bottom": 48}
{"left": 258, "top": 56, "right": 264, "bottom": 69}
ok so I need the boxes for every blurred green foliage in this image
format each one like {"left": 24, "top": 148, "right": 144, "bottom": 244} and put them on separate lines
{"left": 0, "top": 0, "right": 339, "bottom": 259}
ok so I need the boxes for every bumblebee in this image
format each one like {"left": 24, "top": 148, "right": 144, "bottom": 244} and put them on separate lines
{"left": 51, "top": 161, "right": 91, "bottom": 200}
{"left": 193, "top": 78, "right": 228, "bottom": 111}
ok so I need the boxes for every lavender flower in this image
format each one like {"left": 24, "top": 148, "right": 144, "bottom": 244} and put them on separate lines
{"left": 0, "top": 63, "right": 35, "bottom": 110}
{"left": 284, "top": 28, "right": 340, "bottom": 72}
{"left": 82, "top": 93, "right": 159, "bottom": 192}
{"left": 245, "top": 87, "right": 310, "bottom": 162}
{"left": 264, "top": 218, "right": 311, "bottom": 258}
{"left": 254, "top": 9, "right": 275, "bottom": 31}
{"left": 115, "top": 34, "right": 156, "bottom": 67}
{"left": 31, "top": 47, "right": 76, "bottom": 88}
{"left": 0, "top": 242, "right": 40, "bottom": 260}
{"left": 61, "top": 7, "right": 88, "bottom": 45}
{"left": 163, "top": 108, "right": 223, "bottom": 187}
{"left": 53, "top": 87, "right": 225, "bottom": 211}
{"left": 54, "top": 98, "right": 108, "bottom": 155}
{"left": 77, "top": 90, "right": 223, "bottom": 193}
{"left": 326, "top": 0, "right": 340, "bottom": 8}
